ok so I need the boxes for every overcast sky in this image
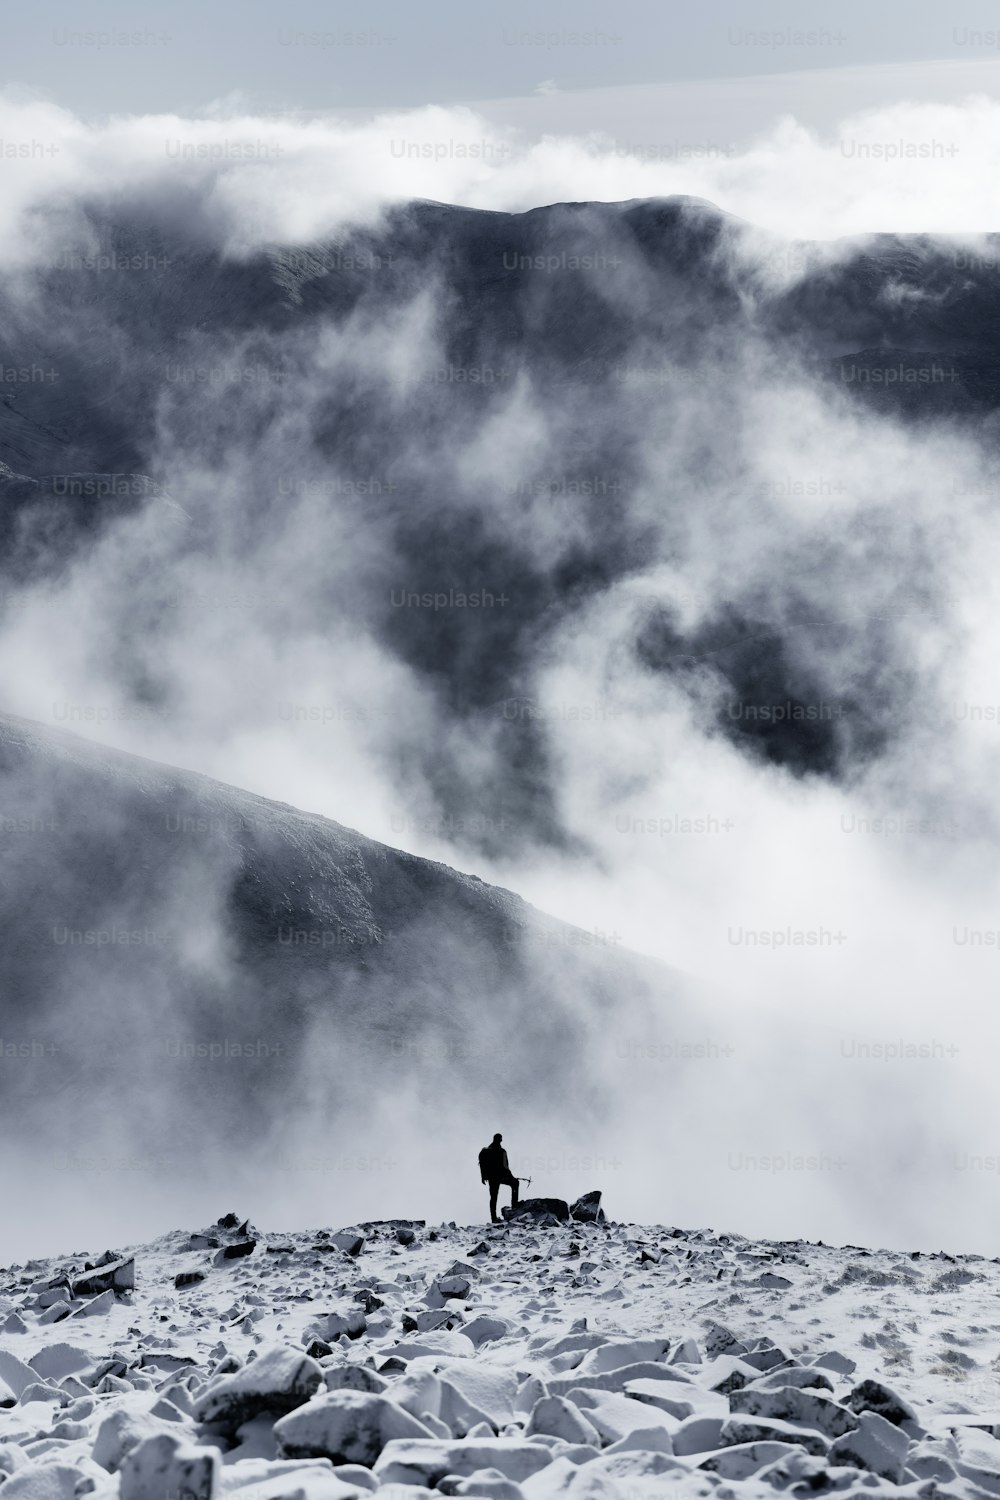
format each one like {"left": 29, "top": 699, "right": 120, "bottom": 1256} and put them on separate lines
{"left": 8, "top": 0, "right": 1000, "bottom": 120}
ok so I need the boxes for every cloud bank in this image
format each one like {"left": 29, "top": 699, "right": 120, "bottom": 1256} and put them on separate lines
{"left": 3, "top": 88, "right": 1000, "bottom": 260}
{"left": 1, "top": 89, "right": 1000, "bottom": 1258}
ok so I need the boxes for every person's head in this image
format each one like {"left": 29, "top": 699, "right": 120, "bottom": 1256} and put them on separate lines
{"left": 493, "top": 1133, "right": 502, "bottom": 1143}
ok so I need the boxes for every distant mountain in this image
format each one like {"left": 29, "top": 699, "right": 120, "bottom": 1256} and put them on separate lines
{"left": 4, "top": 195, "right": 999, "bottom": 479}
{"left": 0, "top": 196, "right": 984, "bottom": 853}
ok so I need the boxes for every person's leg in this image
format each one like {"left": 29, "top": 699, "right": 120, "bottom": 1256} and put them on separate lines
{"left": 508, "top": 1171, "right": 519, "bottom": 1209}
{"left": 489, "top": 1180, "right": 499, "bottom": 1221}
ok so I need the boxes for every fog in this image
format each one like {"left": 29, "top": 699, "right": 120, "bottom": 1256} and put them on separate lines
{"left": 1, "top": 92, "right": 999, "bottom": 1265}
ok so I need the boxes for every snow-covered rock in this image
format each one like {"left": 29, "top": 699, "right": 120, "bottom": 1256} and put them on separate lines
{"left": 728, "top": 1382, "right": 859, "bottom": 1438}
{"left": 524, "top": 1395, "right": 601, "bottom": 1446}
{"left": 504, "top": 1200, "right": 570, "bottom": 1224}
{"left": 71, "top": 1256, "right": 134, "bottom": 1297}
{"left": 719, "top": 1414, "right": 831, "bottom": 1454}
{"left": 829, "top": 1410, "right": 911, "bottom": 1480}
{"left": 0, "top": 1211, "right": 992, "bottom": 1500}
{"left": 196, "top": 1345, "right": 324, "bottom": 1429}
{"left": 0, "top": 1463, "right": 88, "bottom": 1499}
{"left": 118, "top": 1431, "right": 220, "bottom": 1500}
{"left": 846, "top": 1378, "right": 919, "bottom": 1429}
{"left": 374, "top": 1438, "right": 554, "bottom": 1486}
{"left": 93, "top": 1408, "right": 181, "bottom": 1472}
{"left": 274, "top": 1390, "right": 437, "bottom": 1464}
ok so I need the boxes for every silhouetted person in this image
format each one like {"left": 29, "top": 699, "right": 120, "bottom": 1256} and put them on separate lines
{"left": 479, "top": 1132, "right": 519, "bottom": 1222}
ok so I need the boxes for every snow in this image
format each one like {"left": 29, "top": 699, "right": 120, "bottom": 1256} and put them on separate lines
{"left": 1, "top": 1209, "right": 999, "bottom": 1497}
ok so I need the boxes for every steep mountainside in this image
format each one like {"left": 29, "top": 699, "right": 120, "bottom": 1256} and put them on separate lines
{"left": 0, "top": 712, "right": 684, "bottom": 1154}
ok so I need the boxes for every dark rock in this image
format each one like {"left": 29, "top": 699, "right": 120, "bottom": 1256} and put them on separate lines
{"left": 173, "top": 1272, "right": 205, "bottom": 1290}
{"left": 324, "top": 1365, "right": 388, "bottom": 1394}
{"left": 716, "top": 1417, "right": 830, "bottom": 1456}
{"left": 703, "top": 1322, "right": 748, "bottom": 1358}
{"left": 331, "top": 1232, "right": 364, "bottom": 1256}
{"left": 846, "top": 1379, "right": 918, "bottom": 1428}
{"left": 358, "top": 1220, "right": 426, "bottom": 1232}
{"left": 119, "top": 1432, "right": 219, "bottom": 1500}
{"left": 354, "top": 1290, "right": 384, "bottom": 1313}
{"left": 306, "top": 1340, "right": 333, "bottom": 1359}
{"left": 503, "top": 1198, "right": 570, "bottom": 1223}
{"left": 214, "top": 1240, "right": 256, "bottom": 1263}
{"left": 88, "top": 1357, "right": 129, "bottom": 1385}
{"left": 743, "top": 1343, "right": 788, "bottom": 1371}
{"left": 139, "top": 1352, "right": 199, "bottom": 1373}
{"left": 72, "top": 1257, "right": 135, "bottom": 1298}
{"left": 217, "top": 1214, "right": 241, "bottom": 1230}
{"left": 570, "top": 1191, "right": 606, "bottom": 1223}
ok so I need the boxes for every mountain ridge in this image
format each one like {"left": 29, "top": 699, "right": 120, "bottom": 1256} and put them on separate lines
{"left": 0, "top": 709, "right": 689, "bottom": 1172}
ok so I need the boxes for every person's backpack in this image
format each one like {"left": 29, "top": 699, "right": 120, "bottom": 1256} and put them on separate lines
{"left": 478, "top": 1146, "right": 490, "bottom": 1177}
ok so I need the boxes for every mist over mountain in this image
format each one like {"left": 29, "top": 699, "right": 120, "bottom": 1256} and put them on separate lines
{"left": 0, "top": 708, "right": 683, "bottom": 1127}
{"left": 0, "top": 709, "right": 720, "bottom": 1259}
{"left": 1, "top": 195, "right": 996, "bottom": 858}
{"left": 3, "top": 188, "right": 1000, "bottom": 1260}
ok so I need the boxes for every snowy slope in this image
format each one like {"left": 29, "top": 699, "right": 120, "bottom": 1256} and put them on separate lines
{"left": 1, "top": 1207, "right": 999, "bottom": 1498}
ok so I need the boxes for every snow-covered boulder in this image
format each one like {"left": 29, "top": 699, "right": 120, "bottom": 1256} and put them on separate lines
{"left": 504, "top": 1200, "right": 570, "bottom": 1224}
{"left": 374, "top": 1438, "right": 554, "bottom": 1487}
{"left": 846, "top": 1378, "right": 919, "bottom": 1429}
{"left": 729, "top": 1383, "right": 858, "bottom": 1438}
{"left": 324, "top": 1364, "right": 387, "bottom": 1394}
{"left": 0, "top": 1462, "right": 88, "bottom": 1499}
{"left": 118, "top": 1431, "right": 219, "bottom": 1500}
{"left": 275, "top": 1390, "right": 437, "bottom": 1464}
{"left": 830, "top": 1410, "right": 910, "bottom": 1480}
{"left": 93, "top": 1408, "right": 182, "bottom": 1473}
{"left": 524, "top": 1395, "right": 601, "bottom": 1446}
{"left": 196, "top": 1345, "right": 324, "bottom": 1429}
{"left": 71, "top": 1256, "right": 134, "bottom": 1297}
{"left": 307, "top": 1305, "right": 368, "bottom": 1342}
{"left": 578, "top": 1338, "right": 670, "bottom": 1373}
{"left": 700, "top": 1440, "right": 806, "bottom": 1479}
{"left": 719, "top": 1415, "right": 830, "bottom": 1454}
{"left": 462, "top": 1314, "right": 515, "bottom": 1348}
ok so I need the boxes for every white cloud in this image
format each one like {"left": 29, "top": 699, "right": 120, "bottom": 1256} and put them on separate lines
{"left": 3, "top": 85, "right": 1000, "bottom": 262}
